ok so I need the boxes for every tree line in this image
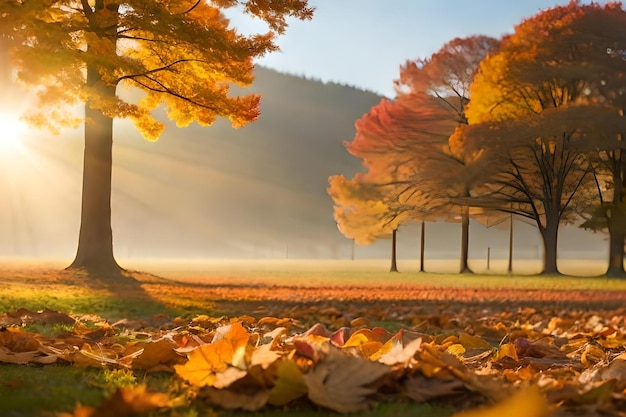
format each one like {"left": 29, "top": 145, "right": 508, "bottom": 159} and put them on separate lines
{"left": 328, "top": 2, "right": 626, "bottom": 277}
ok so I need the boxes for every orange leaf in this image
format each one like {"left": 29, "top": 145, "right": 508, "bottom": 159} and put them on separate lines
{"left": 175, "top": 322, "right": 250, "bottom": 387}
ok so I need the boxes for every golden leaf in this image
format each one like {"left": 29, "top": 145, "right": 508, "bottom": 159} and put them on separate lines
{"left": 268, "top": 360, "right": 308, "bottom": 406}
{"left": 451, "top": 386, "right": 552, "bottom": 417}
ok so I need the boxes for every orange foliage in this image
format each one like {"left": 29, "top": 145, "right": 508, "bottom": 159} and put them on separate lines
{"left": 329, "top": 36, "right": 499, "bottom": 245}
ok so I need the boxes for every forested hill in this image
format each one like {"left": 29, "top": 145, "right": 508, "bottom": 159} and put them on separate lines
{"left": 0, "top": 67, "right": 386, "bottom": 259}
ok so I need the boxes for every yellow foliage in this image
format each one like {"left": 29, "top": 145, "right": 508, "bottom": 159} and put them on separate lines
{"left": 0, "top": 0, "right": 311, "bottom": 139}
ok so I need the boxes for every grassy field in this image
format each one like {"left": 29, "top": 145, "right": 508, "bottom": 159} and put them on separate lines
{"left": 0, "top": 258, "right": 624, "bottom": 417}
{"left": 126, "top": 257, "right": 622, "bottom": 290}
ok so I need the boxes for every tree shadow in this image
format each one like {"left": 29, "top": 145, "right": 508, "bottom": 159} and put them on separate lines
{"left": 62, "top": 266, "right": 176, "bottom": 321}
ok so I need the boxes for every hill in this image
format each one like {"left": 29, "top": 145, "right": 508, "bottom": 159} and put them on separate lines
{"left": 0, "top": 67, "right": 384, "bottom": 260}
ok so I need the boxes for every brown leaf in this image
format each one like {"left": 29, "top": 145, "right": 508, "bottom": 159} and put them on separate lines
{"left": 5, "top": 308, "right": 75, "bottom": 326}
{"left": 303, "top": 346, "right": 391, "bottom": 413}
{"left": 403, "top": 373, "right": 466, "bottom": 402}
{"left": 126, "top": 338, "right": 185, "bottom": 371}
{"left": 0, "top": 327, "right": 41, "bottom": 352}
{"left": 202, "top": 386, "right": 269, "bottom": 411}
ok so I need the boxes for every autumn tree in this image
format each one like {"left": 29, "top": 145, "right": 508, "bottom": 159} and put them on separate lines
{"left": 0, "top": 0, "right": 312, "bottom": 273}
{"left": 461, "top": 1, "right": 626, "bottom": 275}
{"left": 568, "top": 4, "right": 626, "bottom": 277}
{"left": 329, "top": 36, "right": 498, "bottom": 273}
{"left": 327, "top": 175, "right": 407, "bottom": 272}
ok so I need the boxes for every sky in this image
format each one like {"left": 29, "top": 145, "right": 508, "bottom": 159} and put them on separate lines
{"left": 228, "top": 0, "right": 610, "bottom": 98}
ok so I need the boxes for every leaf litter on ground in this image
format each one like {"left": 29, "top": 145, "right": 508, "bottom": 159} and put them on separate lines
{"left": 1, "top": 302, "right": 626, "bottom": 417}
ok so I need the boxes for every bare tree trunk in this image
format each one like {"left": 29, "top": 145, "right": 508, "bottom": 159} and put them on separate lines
{"left": 508, "top": 213, "right": 513, "bottom": 274}
{"left": 390, "top": 228, "right": 398, "bottom": 272}
{"left": 539, "top": 222, "right": 559, "bottom": 275}
{"left": 607, "top": 227, "right": 626, "bottom": 277}
{"left": 419, "top": 221, "right": 425, "bottom": 272}
{"left": 68, "top": 63, "right": 121, "bottom": 274}
{"left": 606, "top": 163, "right": 626, "bottom": 277}
{"left": 460, "top": 207, "right": 471, "bottom": 273}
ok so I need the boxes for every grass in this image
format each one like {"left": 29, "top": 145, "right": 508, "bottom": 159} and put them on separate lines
{"left": 0, "top": 364, "right": 106, "bottom": 416}
{"left": 0, "top": 362, "right": 455, "bottom": 417}
{"left": 0, "top": 258, "right": 624, "bottom": 416}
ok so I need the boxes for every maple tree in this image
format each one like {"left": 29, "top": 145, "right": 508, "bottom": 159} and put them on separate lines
{"left": 0, "top": 0, "right": 313, "bottom": 273}
{"left": 461, "top": 2, "right": 626, "bottom": 275}
{"left": 329, "top": 36, "right": 498, "bottom": 273}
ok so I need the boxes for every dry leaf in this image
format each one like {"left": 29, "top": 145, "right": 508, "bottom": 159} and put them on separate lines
{"left": 451, "top": 386, "right": 552, "bottom": 417}
{"left": 89, "top": 385, "right": 171, "bottom": 417}
{"left": 268, "top": 359, "right": 308, "bottom": 406}
{"left": 175, "top": 322, "right": 250, "bottom": 387}
{"left": 303, "top": 346, "right": 391, "bottom": 413}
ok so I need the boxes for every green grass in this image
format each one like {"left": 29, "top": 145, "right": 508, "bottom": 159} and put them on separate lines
{"left": 0, "top": 364, "right": 106, "bottom": 416}
{"left": 0, "top": 363, "right": 455, "bottom": 417}
{"left": 128, "top": 258, "right": 626, "bottom": 291}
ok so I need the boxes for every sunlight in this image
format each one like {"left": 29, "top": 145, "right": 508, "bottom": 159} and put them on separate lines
{"left": 0, "top": 111, "right": 28, "bottom": 151}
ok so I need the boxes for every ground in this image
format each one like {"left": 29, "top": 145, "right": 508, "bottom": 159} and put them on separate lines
{"left": 0, "top": 259, "right": 625, "bottom": 417}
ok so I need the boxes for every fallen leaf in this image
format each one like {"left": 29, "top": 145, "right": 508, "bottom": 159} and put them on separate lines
{"left": 175, "top": 322, "right": 250, "bottom": 387}
{"left": 126, "top": 338, "right": 185, "bottom": 371}
{"left": 303, "top": 346, "right": 391, "bottom": 413}
{"left": 89, "top": 385, "right": 171, "bottom": 417}
{"left": 450, "top": 386, "right": 552, "bottom": 417}
{"left": 268, "top": 359, "right": 308, "bottom": 406}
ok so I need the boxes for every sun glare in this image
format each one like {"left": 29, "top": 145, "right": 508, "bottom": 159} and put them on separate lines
{"left": 0, "top": 112, "right": 28, "bottom": 151}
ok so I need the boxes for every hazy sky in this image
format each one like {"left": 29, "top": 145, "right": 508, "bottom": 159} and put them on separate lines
{"left": 228, "top": 0, "right": 610, "bottom": 98}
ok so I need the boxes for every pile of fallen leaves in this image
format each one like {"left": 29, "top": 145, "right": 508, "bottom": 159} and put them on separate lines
{"left": 1, "top": 307, "right": 625, "bottom": 417}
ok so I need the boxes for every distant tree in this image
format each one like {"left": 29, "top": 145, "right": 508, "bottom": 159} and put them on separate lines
{"left": 0, "top": 0, "right": 313, "bottom": 274}
{"left": 462, "top": 2, "right": 626, "bottom": 275}
{"left": 327, "top": 175, "right": 405, "bottom": 272}
{"left": 329, "top": 36, "right": 498, "bottom": 273}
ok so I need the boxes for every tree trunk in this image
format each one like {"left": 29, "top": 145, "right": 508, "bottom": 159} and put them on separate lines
{"left": 460, "top": 207, "right": 471, "bottom": 273}
{"left": 390, "top": 228, "right": 398, "bottom": 272}
{"left": 606, "top": 162, "right": 626, "bottom": 277}
{"left": 606, "top": 227, "right": 626, "bottom": 277}
{"left": 68, "top": 63, "right": 121, "bottom": 273}
{"left": 507, "top": 213, "right": 513, "bottom": 274}
{"left": 539, "top": 222, "right": 559, "bottom": 275}
{"left": 419, "top": 221, "right": 425, "bottom": 272}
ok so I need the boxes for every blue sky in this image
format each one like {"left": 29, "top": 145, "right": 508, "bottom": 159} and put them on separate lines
{"left": 228, "top": 0, "right": 610, "bottom": 98}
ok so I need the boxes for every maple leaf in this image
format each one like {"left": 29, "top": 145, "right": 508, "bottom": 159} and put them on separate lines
{"left": 303, "top": 346, "right": 392, "bottom": 413}
{"left": 175, "top": 322, "right": 250, "bottom": 387}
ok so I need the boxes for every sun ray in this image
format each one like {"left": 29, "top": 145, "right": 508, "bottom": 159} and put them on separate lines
{"left": 0, "top": 111, "right": 28, "bottom": 151}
